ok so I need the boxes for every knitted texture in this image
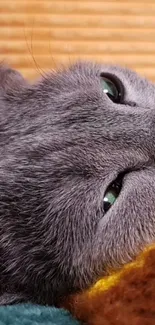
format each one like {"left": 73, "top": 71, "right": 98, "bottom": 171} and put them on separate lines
{"left": 0, "top": 304, "right": 80, "bottom": 325}
{"left": 64, "top": 245, "right": 155, "bottom": 325}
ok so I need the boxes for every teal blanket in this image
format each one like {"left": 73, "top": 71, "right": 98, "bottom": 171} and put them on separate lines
{"left": 0, "top": 304, "right": 80, "bottom": 325}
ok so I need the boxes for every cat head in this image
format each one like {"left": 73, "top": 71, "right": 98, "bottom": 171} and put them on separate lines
{"left": 0, "top": 61, "right": 155, "bottom": 304}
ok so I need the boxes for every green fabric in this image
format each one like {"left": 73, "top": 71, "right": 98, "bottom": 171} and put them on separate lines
{"left": 0, "top": 304, "right": 80, "bottom": 325}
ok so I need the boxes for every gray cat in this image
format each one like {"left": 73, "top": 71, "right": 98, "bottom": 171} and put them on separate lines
{"left": 0, "top": 61, "right": 154, "bottom": 305}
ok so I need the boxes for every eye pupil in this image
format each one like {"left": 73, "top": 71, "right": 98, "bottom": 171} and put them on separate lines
{"left": 100, "top": 73, "right": 124, "bottom": 103}
{"left": 103, "top": 200, "right": 111, "bottom": 213}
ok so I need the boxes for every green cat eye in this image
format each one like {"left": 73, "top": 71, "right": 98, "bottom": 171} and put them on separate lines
{"left": 103, "top": 174, "right": 124, "bottom": 213}
{"left": 100, "top": 73, "right": 123, "bottom": 103}
{"left": 103, "top": 189, "right": 118, "bottom": 213}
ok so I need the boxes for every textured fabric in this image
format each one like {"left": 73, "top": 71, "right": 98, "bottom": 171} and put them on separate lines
{"left": 0, "top": 0, "right": 155, "bottom": 81}
{"left": 0, "top": 304, "right": 80, "bottom": 325}
{"left": 64, "top": 244, "right": 155, "bottom": 325}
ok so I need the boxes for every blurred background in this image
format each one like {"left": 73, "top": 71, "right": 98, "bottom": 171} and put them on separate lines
{"left": 1, "top": 0, "right": 155, "bottom": 81}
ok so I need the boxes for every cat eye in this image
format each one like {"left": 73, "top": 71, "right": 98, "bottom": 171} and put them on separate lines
{"left": 100, "top": 73, "right": 124, "bottom": 103}
{"left": 103, "top": 173, "right": 124, "bottom": 213}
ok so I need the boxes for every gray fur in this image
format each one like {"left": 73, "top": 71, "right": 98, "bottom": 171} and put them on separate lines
{"left": 0, "top": 61, "right": 155, "bottom": 305}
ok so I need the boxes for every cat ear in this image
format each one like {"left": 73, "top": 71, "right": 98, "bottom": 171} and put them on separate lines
{"left": 0, "top": 64, "right": 28, "bottom": 95}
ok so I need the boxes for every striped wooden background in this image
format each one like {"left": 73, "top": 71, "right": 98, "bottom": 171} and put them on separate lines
{"left": 1, "top": 0, "right": 155, "bottom": 81}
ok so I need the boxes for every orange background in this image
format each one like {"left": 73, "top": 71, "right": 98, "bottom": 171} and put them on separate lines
{"left": 1, "top": 0, "right": 155, "bottom": 82}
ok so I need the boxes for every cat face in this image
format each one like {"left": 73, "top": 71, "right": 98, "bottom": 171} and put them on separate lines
{"left": 0, "top": 62, "right": 155, "bottom": 304}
